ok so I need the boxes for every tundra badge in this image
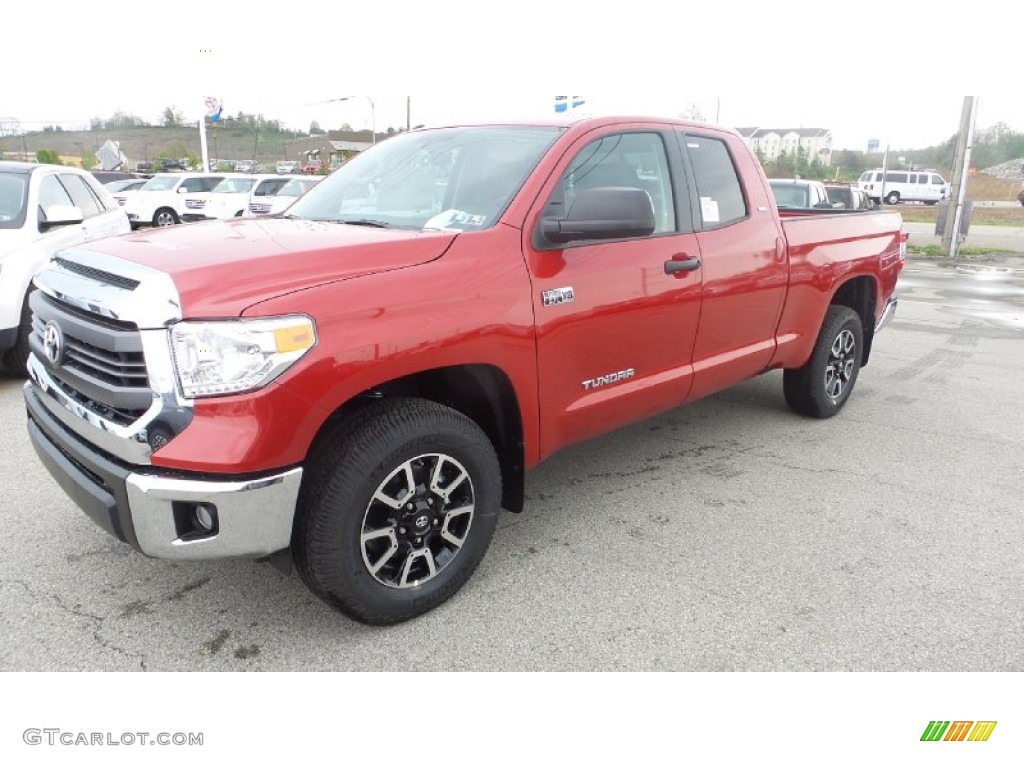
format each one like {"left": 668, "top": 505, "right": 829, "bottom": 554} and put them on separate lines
{"left": 582, "top": 368, "right": 635, "bottom": 391}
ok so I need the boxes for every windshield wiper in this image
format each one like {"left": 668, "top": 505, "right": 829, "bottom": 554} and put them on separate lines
{"left": 339, "top": 218, "right": 390, "bottom": 228}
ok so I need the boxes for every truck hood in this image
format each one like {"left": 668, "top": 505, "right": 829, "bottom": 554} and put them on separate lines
{"left": 78, "top": 217, "right": 458, "bottom": 317}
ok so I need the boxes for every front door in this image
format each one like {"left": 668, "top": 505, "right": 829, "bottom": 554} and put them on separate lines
{"left": 522, "top": 127, "right": 703, "bottom": 459}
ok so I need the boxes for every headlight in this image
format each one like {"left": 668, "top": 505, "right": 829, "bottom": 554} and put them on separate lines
{"left": 170, "top": 315, "right": 316, "bottom": 398}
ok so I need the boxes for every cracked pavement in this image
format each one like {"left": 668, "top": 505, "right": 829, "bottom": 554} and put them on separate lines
{"left": 1, "top": 260, "right": 1022, "bottom": 671}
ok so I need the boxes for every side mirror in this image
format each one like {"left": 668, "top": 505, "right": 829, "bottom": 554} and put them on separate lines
{"left": 40, "top": 204, "right": 84, "bottom": 231}
{"left": 177, "top": 187, "right": 189, "bottom": 194}
{"left": 541, "top": 187, "right": 655, "bottom": 245}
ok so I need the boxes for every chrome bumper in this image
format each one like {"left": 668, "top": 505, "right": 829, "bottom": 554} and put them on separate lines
{"left": 875, "top": 296, "right": 898, "bottom": 332}
{"left": 126, "top": 469, "right": 302, "bottom": 559}
{"left": 26, "top": 381, "right": 302, "bottom": 561}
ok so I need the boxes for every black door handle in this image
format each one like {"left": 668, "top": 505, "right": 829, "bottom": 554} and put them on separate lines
{"left": 664, "top": 257, "right": 701, "bottom": 275}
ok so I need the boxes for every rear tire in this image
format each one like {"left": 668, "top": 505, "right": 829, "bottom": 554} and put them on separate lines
{"left": 885, "top": 191, "right": 900, "bottom": 205}
{"left": 293, "top": 397, "right": 501, "bottom": 625}
{"left": 784, "top": 305, "right": 864, "bottom": 418}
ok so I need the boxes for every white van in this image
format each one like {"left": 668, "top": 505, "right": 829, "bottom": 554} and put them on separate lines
{"left": 857, "top": 169, "right": 948, "bottom": 205}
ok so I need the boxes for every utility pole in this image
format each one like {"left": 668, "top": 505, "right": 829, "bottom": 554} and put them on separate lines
{"left": 406, "top": 96, "right": 411, "bottom": 131}
{"left": 942, "top": 96, "right": 978, "bottom": 260}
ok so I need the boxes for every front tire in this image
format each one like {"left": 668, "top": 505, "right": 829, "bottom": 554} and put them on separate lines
{"left": 784, "top": 305, "right": 864, "bottom": 418}
{"left": 153, "top": 208, "right": 178, "bottom": 227}
{"left": 2, "top": 295, "right": 33, "bottom": 376}
{"left": 293, "top": 398, "right": 501, "bottom": 625}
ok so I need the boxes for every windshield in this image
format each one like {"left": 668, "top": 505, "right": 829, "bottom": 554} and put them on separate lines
{"left": 287, "top": 125, "right": 562, "bottom": 230}
{"left": 141, "top": 175, "right": 180, "bottom": 192}
{"left": 0, "top": 172, "right": 29, "bottom": 229}
{"left": 770, "top": 182, "right": 810, "bottom": 208}
{"left": 213, "top": 178, "right": 256, "bottom": 194}
{"left": 277, "top": 179, "right": 314, "bottom": 198}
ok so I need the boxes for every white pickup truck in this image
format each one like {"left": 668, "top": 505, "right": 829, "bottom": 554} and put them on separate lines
{"left": 0, "top": 161, "right": 130, "bottom": 373}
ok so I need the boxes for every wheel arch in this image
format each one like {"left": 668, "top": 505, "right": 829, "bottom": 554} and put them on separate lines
{"left": 307, "top": 363, "right": 526, "bottom": 513}
{"left": 829, "top": 274, "right": 877, "bottom": 366}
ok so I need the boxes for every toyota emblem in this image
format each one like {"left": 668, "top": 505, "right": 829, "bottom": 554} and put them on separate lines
{"left": 42, "top": 322, "right": 64, "bottom": 366}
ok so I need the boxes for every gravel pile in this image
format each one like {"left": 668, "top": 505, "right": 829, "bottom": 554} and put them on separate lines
{"left": 980, "top": 158, "right": 1024, "bottom": 180}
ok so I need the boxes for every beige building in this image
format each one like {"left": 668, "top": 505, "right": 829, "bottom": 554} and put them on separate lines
{"left": 284, "top": 129, "right": 383, "bottom": 168}
{"left": 737, "top": 127, "right": 833, "bottom": 166}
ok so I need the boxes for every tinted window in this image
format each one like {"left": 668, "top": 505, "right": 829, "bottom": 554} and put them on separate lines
{"left": 254, "top": 179, "right": 289, "bottom": 196}
{"left": 885, "top": 173, "right": 908, "bottom": 184}
{"left": 59, "top": 174, "right": 102, "bottom": 217}
{"left": 826, "top": 186, "right": 851, "bottom": 206}
{"left": 81, "top": 173, "right": 116, "bottom": 211}
{"left": 0, "top": 172, "right": 29, "bottom": 229}
{"left": 931, "top": 174, "right": 944, "bottom": 185}
{"left": 685, "top": 136, "right": 747, "bottom": 226}
{"left": 770, "top": 182, "right": 810, "bottom": 208}
{"left": 38, "top": 174, "right": 75, "bottom": 212}
{"left": 559, "top": 132, "right": 676, "bottom": 234}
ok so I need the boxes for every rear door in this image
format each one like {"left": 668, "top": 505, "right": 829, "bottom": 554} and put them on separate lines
{"left": 676, "top": 131, "right": 789, "bottom": 401}
{"left": 523, "top": 126, "right": 703, "bottom": 457}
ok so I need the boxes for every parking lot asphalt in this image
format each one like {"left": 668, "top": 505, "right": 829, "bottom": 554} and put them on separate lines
{"left": 1, "top": 260, "right": 1022, "bottom": 671}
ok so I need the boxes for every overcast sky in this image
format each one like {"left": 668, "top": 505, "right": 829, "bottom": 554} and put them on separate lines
{"left": 3, "top": 1, "right": 1016, "bottom": 151}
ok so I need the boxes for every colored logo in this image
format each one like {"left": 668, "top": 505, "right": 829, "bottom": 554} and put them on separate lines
{"left": 554, "top": 96, "right": 586, "bottom": 114}
{"left": 921, "top": 721, "right": 996, "bottom": 742}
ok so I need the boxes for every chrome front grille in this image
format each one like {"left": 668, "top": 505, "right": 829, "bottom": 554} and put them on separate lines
{"left": 185, "top": 199, "right": 206, "bottom": 209}
{"left": 249, "top": 202, "right": 271, "bottom": 214}
{"left": 29, "top": 291, "right": 152, "bottom": 426}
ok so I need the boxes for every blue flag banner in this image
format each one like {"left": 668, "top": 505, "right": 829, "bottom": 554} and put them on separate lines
{"left": 554, "top": 96, "right": 586, "bottom": 113}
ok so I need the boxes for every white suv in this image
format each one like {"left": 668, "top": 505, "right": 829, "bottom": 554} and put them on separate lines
{"left": 181, "top": 175, "right": 292, "bottom": 222}
{"left": 244, "top": 176, "right": 323, "bottom": 217}
{"left": 0, "top": 161, "right": 130, "bottom": 373}
{"left": 124, "top": 173, "right": 225, "bottom": 228}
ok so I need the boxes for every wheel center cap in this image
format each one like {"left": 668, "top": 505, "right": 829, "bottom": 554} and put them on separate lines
{"left": 414, "top": 514, "right": 429, "bottom": 530}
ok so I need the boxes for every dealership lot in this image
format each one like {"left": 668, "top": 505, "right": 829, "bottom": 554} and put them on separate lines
{"left": 1, "top": 261, "right": 1021, "bottom": 671}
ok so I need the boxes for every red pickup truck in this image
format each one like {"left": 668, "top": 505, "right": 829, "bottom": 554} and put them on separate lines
{"left": 23, "top": 116, "right": 904, "bottom": 625}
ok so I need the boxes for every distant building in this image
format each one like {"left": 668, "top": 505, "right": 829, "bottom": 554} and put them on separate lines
{"left": 737, "top": 127, "right": 833, "bottom": 166}
{"left": 284, "top": 129, "right": 383, "bottom": 167}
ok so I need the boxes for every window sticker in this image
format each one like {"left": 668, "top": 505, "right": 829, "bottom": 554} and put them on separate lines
{"left": 700, "top": 197, "right": 720, "bottom": 223}
{"left": 424, "top": 209, "right": 488, "bottom": 230}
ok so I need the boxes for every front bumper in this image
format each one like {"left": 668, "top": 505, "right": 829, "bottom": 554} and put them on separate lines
{"left": 875, "top": 296, "right": 898, "bottom": 332}
{"left": 25, "top": 382, "right": 302, "bottom": 560}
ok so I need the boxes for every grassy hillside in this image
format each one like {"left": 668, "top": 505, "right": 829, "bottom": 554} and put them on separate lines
{"left": 0, "top": 125, "right": 308, "bottom": 166}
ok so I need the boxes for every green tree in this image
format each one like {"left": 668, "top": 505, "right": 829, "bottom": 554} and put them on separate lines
{"left": 35, "top": 149, "right": 62, "bottom": 165}
{"left": 162, "top": 106, "right": 184, "bottom": 127}
{"left": 309, "top": 120, "right": 322, "bottom": 134}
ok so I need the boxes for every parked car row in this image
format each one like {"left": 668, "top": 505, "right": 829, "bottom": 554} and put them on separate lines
{"left": 767, "top": 179, "right": 876, "bottom": 211}
{"left": 115, "top": 172, "right": 324, "bottom": 228}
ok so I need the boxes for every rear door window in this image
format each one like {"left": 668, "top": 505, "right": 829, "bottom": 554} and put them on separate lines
{"left": 59, "top": 174, "right": 103, "bottom": 218}
{"left": 682, "top": 135, "right": 747, "bottom": 227}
